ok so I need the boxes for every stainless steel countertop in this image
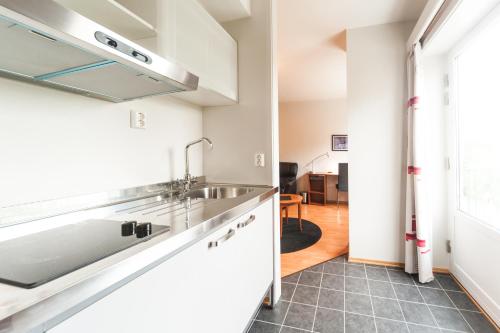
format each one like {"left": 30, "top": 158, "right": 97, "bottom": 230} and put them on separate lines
{"left": 0, "top": 183, "right": 278, "bottom": 333}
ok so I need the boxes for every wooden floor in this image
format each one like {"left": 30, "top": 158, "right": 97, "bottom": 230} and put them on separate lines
{"left": 281, "top": 203, "right": 349, "bottom": 277}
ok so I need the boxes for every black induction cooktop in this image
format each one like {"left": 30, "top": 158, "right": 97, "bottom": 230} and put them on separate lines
{"left": 0, "top": 219, "right": 169, "bottom": 289}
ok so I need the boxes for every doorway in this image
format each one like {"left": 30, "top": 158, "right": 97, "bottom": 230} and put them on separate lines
{"left": 278, "top": 102, "right": 349, "bottom": 276}
{"left": 276, "top": 2, "right": 351, "bottom": 277}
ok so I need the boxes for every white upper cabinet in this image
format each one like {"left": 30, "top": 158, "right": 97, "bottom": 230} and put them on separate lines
{"left": 206, "top": 21, "right": 238, "bottom": 101}
{"left": 198, "top": 0, "right": 252, "bottom": 22}
{"left": 55, "top": 0, "right": 157, "bottom": 40}
{"left": 55, "top": 0, "right": 239, "bottom": 106}
{"left": 155, "top": 0, "right": 238, "bottom": 106}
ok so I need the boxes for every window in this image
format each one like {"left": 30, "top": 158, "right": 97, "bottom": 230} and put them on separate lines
{"left": 454, "top": 16, "right": 500, "bottom": 229}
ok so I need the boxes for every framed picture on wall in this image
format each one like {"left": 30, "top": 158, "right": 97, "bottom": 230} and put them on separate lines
{"left": 332, "top": 135, "right": 348, "bottom": 151}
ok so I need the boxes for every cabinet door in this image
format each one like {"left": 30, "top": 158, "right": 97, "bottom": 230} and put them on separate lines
{"left": 227, "top": 200, "right": 274, "bottom": 328}
{"left": 172, "top": 0, "right": 209, "bottom": 78}
{"left": 156, "top": 0, "right": 238, "bottom": 105}
{"left": 48, "top": 200, "right": 273, "bottom": 333}
{"left": 206, "top": 25, "right": 238, "bottom": 101}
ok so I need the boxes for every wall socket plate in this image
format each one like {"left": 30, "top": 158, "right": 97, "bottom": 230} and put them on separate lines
{"left": 255, "top": 153, "right": 265, "bottom": 167}
{"left": 130, "top": 110, "right": 146, "bottom": 129}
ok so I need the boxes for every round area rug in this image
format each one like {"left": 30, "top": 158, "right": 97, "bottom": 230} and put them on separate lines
{"left": 281, "top": 218, "right": 322, "bottom": 254}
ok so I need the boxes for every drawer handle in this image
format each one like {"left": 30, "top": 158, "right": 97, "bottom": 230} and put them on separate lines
{"left": 208, "top": 228, "right": 236, "bottom": 248}
{"left": 237, "top": 215, "right": 255, "bottom": 229}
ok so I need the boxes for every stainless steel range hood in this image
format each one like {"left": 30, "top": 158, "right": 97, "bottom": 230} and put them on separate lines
{"left": 0, "top": 0, "right": 198, "bottom": 102}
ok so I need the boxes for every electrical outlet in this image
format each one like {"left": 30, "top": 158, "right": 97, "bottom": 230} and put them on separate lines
{"left": 130, "top": 110, "right": 146, "bottom": 129}
{"left": 255, "top": 153, "right": 265, "bottom": 167}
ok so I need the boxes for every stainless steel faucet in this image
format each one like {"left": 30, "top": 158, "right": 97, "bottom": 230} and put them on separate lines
{"left": 183, "top": 137, "right": 213, "bottom": 191}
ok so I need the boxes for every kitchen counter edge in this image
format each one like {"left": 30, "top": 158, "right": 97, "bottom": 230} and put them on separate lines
{"left": 0, "top": 186, "right": 279, "bottom": 333}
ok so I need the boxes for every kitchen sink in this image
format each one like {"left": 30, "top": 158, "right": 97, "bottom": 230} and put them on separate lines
{"left": 186, "top": 186, "right": 255, "bottom": 200}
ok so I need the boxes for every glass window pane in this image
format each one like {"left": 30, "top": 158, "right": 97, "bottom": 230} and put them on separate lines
{"left": 455, "top": 17, "right": 500, "bottom": 229}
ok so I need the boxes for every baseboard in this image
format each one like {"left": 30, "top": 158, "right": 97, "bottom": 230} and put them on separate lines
{"left": 432, "top": 267, "right": 450, "bottom": 274}
{"left": 348, "top": 257, "right": 449, "bottom": 273}
{"left": 451, "top": 265, "right": 500, "bottom": 329}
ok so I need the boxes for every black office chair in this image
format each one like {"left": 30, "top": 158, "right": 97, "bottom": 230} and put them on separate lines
{"left": 336, "top": 163, "right": 348, "bottom": 207}
{"left": 279, "top": 162, "right": 298, "bottom": 194}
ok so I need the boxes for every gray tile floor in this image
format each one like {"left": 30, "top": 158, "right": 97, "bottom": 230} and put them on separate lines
{"left": 248, "top": 255, "right": 498, "bottom": 333}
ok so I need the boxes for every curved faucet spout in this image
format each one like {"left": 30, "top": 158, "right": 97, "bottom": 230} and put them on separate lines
{"left": 186, "top": 137, "right": 213, "bottom": 151}
{"left": 184, "top": 137, "right": 213, "bottom": 187}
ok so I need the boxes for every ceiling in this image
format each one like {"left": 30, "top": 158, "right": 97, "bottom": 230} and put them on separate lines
{"left": 278, "top": 0, "right": 428, "bottom": 102}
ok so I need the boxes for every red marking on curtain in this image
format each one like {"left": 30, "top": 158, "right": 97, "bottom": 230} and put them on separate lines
{"left": 405, "top": 233, "right": 416, "bottom": 241}
{"left": 416, "top": 239, "right": 426, "bottom": 247}
{"left": 408, "top": 166, "right": 422, "bottom": 175}
{"left": 412, "top": 220, "right": 416, "bottom": 232}
{"left": 407, "top": 96, "right": 420, "bottom": 107}
{"left": 421, "top": 249, "right": 431, "bottom": 254}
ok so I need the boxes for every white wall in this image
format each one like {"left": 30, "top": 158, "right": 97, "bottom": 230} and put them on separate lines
{"left": 203, "top": 0, "right": 275, "bottom": 185}
{"left": 0, "top": 78, "right": 203, "bottom": 207}
{"left": 0, "top": 3, "right": 207, "bottom": 208}
{"left": 347, "top": 22, "right": 413, "bottom": 264}
{"left": 347, "top": 21, "right": 450, "bottom": 269}
{"left": 279, "top": 99, "right": 348, "bottom": 200}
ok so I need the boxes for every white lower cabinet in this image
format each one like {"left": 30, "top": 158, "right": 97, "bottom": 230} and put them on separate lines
{"left": 48, "top": 199, "right": 273, "bottom": 333}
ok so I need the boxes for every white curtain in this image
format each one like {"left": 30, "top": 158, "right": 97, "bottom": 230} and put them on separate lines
{"left": 405, "top": 43, "right": 434, "bottom": 283}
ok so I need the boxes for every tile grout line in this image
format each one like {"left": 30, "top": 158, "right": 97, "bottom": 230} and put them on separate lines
{"left": 255, "top": 316, "right": 468, "bottom": 333}
{"left": 384, "top": 265, "right": 411, "bottom": 333}
{"left": 411, "top": 273, "right": 443, "bottom": 332}
{"left": 320, "top": 304, "right": 470, "bottom": 333}
{"left": 310, "top": 263, "right": 324, "bottom": 332}
{"left": 283, "top": 323, "right": 314, "bottom": 332}
{"left": 321, "top": 271, "right": 470, "bottom": 292}
{"left": 279, "top": 271, "right": 302, "bottom": 333}
{"left": 284, "top": 282, "right": 482, "bottom": 313}
{"left": 254, "top": 319, "right": 314, "bottom": 332}
{"left": 277, "top": 267, "right": 485, "bottom": 333}
{"left": 414, "top": 273, "right": 443, "bottom": 331}
{"left": 255, "top": 305, "right": 473, "bottom": 333}
{"left": 365, "top": 263, "right": 379, "bottom": 333}
{"left": 435, "top": 276, "right": 477, "bottom": 333}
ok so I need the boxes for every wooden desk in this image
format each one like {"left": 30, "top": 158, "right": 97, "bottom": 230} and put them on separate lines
{"left": 280, "top": 194, "right": 303, "bottom": 237}
{"left": 308, "top": 172, "right": 338, "bottom": 205}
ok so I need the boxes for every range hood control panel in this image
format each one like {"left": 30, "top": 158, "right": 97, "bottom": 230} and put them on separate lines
{"left": 95, "top": 31, "right": 151, "bottom": 64}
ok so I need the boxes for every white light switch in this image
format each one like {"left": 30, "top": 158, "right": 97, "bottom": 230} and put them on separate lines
{"left": 130, "top": 110, "right": 146, "bottom": 129}
{"left": 255, "top": 153, "right": 265, "bottom": 167}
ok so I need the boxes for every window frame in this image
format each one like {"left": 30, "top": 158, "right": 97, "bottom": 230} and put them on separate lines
{"left": 447, "top": 4, "right": 500, "bottom": 232}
